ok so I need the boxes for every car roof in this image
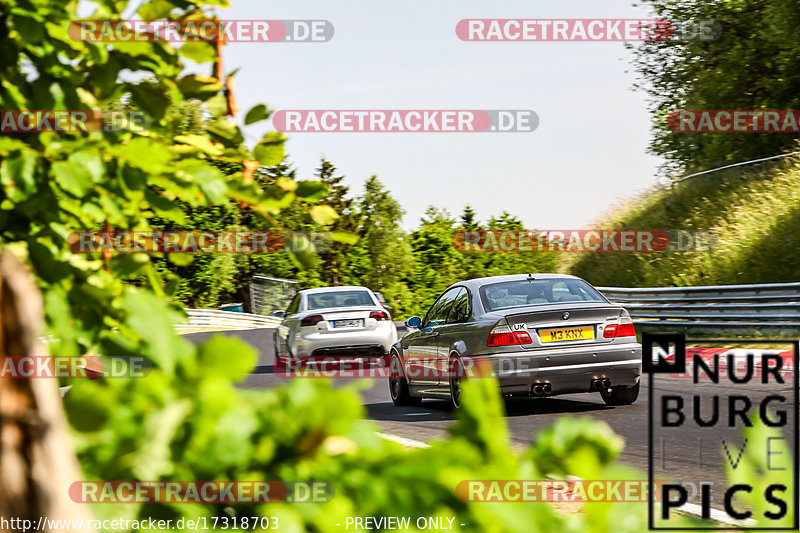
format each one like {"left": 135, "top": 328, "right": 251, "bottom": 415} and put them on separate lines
{"left": 450, "top": 273, "right": 582, "bottom": 290}
{"left": 299, "top": 286, "right": 374, "bottom": 295}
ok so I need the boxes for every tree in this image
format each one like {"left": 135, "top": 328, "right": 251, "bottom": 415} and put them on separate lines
{"left": 460, "top": 205, "right": 481, "bottom": 230}
{"left": 455, "top": 208, "right": 557, "bottom": 280}
{"left": 352, "top": 176, "right": 414, "bottom": 313}
{"left": 487, "top": 211, "right": 524, "bottom": 230}
{"left": 314, "top": 159, "right": 359, "bottom": 286}
{"left": 0, "top": 253, "right": 92, "bottom": 529}
{"left": 632, "top": 0, "right": 800, "bottom": 175}
{"left": 409, "top": 207, "right": 463, "bottom": 310}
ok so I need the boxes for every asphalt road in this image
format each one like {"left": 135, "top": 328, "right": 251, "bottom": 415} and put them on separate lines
{"left": 185, "top": 327, "right": 797, "bottom": 508}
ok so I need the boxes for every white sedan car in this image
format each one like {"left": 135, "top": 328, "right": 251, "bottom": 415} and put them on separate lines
{"left": 273, "top": 286, "right": 398, "bottom": 364}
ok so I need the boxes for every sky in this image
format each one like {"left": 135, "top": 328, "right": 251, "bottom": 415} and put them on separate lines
{"left": 175, "top": 1, "right": 665, "bottom": 230}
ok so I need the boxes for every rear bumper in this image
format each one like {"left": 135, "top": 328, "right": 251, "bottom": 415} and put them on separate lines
{"left": 293, "top": 322, "right": 397, "bottom": 357}
{"left": 310, "top": 344, "right": 386, "bottom": 358}
{"left": 481, "top": 342, "right": 642, "bottom": 395}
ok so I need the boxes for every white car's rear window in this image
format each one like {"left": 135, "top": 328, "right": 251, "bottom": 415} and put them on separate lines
{"left": 307, "top": 290, "right": 375, "bottom": 310}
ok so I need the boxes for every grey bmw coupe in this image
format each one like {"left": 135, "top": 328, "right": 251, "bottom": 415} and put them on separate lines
{"left": 388, "top": 274, "right": 642, "bottom": 408}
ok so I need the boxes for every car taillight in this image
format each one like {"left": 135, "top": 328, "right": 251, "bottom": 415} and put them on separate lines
{"left": 369, "top": 310, "right": 390, "bottom": 320}
{"left": 301, "top": 314, "right": 324, "bottom": 326}
{"left": 487, "top": 325, "right": 532, "bottom": 346}
{"left": 603, "top": 316, "right": 636, "bottom": 338}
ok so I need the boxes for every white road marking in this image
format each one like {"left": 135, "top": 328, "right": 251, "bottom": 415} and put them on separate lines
{"left": 675, "top": 502, "right": 757, "bottom": 527}
{"left": 375, "top": 432, "right": 430, "bottom": 448}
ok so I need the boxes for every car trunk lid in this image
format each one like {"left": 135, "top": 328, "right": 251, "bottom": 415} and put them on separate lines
{"left": 503, "top": 304, "right": 624, "bottom": 349}
{"left": 312, "top": 308, "right": 378, "bottom": 332}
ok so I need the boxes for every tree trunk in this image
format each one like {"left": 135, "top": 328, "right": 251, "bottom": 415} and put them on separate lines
{"left": 0, "top": 252, "right": 93, "bottom": 531}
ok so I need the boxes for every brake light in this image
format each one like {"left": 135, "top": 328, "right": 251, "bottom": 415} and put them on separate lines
{"left": 301, "top": 314, "right": 324, "bottom": 326}
{"left": 487, "top": 325, "right": 532, "bottom": 346}
{"left": 369, "top": 310, "right": 390, "bottom": 321}
{"left": 603, "top": 316, "right": 636, "bottom": 338}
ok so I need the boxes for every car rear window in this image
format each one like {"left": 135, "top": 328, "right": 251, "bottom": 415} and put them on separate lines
{"left": 479, "top": 279, "right": 606, "bottom": 312}
{"left": 307, "top": 290, "right": 375, "bottom": 310}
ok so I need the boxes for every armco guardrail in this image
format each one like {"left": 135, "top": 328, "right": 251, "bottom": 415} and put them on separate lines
{"left": 598, "top": 282, "right": 800, "bottom": 334}
{"left": 175, "top": 308, "right": 281, "bottom": 331}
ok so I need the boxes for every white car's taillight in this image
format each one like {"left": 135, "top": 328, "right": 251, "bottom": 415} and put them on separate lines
{"left": 369, "top": 310, "right": 390, "bottom": 320}
{"left": 300, "top": 314, "right": 324, "bottom": 326}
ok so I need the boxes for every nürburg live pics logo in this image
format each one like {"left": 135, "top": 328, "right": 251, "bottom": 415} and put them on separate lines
{"left": 645, "top": 333, "right": 798, "bottom": 530}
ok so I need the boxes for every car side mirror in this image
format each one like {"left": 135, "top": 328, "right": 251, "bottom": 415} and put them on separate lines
{"left": 273, "top": 311, "right": 285, "bottom": 318}
{"left": 405, "top": 316, "right": 421, "bottom": 328}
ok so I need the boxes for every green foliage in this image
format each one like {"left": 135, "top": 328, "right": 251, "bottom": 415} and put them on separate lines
{"left": 3, "top": 3, "right": 791, "bottom": 531}
{"left": 254, "top": 131, "right": 288, "bottom": 166}
{"left": 633, "top": 0, "right": 800, "bottom": 175}
{"left": 66, "top": 341, "right": 666, "bottom": 532}
{"left": 408, "top": 207, "right": 463, "bottom": 310}
{"left": 0, "top": 0, "right": 341, "bottom": 357}
{"left": 524, "top": 418, "right": 624, "bottom": 479}
{"left": 244, "top": 104, "right": 271, "bottom": 126}
{"left": 565, "top": 158, "right": 800, "bottom": 287}
{"left": 143, "top": 151, "right": 558, "bottom": 316}
{"left": 65, "top": 317, "right": 785, "bottom": 531}
{"left": 354, "top": 176, "right": 414, "bottom": 293}
{"left": 724, "top": 418, "right": 796, "bottom": 529}
{"left": 454, "top": 207, "right": 557, "bottom": 302}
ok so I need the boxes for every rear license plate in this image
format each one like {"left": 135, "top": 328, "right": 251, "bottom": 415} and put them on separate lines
{"left": 332, "top": 319, "right": 362, "bottom": 328}
{"left": 539, "top": 326, "right": 594, "bottom": 343}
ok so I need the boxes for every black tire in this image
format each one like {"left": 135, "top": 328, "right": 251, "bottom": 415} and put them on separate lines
{"left": 275, "top": 339, "right": 298, "bottom": 369}
{"left": 275, "top": 354, "right": 291, "bottom": 370}
{"left": 273, "top": 333, "right": 284, "bottom": 366}
{"left": 449, "top": 356, "right": 466, "bottom": 409}
{"left": 600, "top": 382, "right": 640, "bottom": 406}
{"left": 388, "top": 353, "right": 421, "bottom": 406}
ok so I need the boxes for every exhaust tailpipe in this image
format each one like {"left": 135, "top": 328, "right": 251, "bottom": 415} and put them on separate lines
{"left": 532, "top": 384, "right": 544, "bottom": 396}
{"left": 601, "top": 378, "right": 611, "bottom": 389}
{"left": 592, "top": 379, "right": 603, "bottom": 390}
{"left": 543, "top": 383, "right": 552, "bottom": 394}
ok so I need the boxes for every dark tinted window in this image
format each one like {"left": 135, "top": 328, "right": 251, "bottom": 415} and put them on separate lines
{"left": 423, "top": 287, "right": 461, "bottom": 327}
{"left": 479, "top": 279, "right": 606, "bottom": 312}
{"left": 448, "top": 288, "right": 471, "bottom": 323}
{"left": 286, "top": 294, "right": 301, "bottom": 315}
{"left": 307, "top": 290, "right": 376, "bottom": 310}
